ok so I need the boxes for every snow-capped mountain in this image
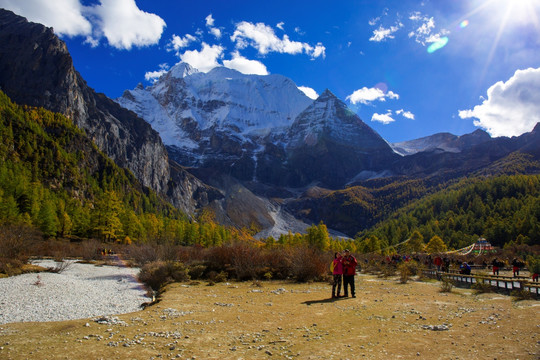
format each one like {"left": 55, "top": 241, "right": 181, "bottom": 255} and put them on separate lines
{"left": 282, "top": 89, "right": 398, "bottom": 187}
{"left": 117, "top": 62, "right": 313, "bottom": 167}
{"left": 117, "top": 63, "right": 401, "bottom": 189}
{"left": 391, "top": 130, "right": 491, "bottom": 156}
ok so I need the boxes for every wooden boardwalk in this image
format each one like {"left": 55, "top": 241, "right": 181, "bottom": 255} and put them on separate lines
{"left": 423, "top": 269, "right": 540, "bottom": 297}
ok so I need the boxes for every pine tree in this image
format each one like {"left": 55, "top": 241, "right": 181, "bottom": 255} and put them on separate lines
{"left": 406, "top": 230, "right": 425, "bottom": 253}
{"left": 425, "top": 235, "right": 447, "bottom": 254}
{"left": 92, "top": 190, "right": 123, "bottom": 241}
{"left": 38, "top": 199, "right": 58, "bottom": 237}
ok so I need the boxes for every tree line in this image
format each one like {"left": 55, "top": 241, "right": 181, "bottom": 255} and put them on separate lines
{"left": 0, "top": 91, "right": 242, "bottom": 246}
{"left": 357, "top": 174, "right": 540, "bottom": 251}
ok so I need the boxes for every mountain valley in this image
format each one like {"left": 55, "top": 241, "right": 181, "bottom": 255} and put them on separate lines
{"left": 1, "top": 8, "right": 540, "bottom": 241}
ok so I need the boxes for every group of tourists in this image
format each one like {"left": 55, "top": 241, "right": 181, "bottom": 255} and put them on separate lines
{"left": 330, "top": 249, "right": 358, "bottom": 298}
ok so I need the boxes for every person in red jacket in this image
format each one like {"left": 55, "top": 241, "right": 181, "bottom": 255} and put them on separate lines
{"left": 331, "top": 252, "right": 343, "bottom": 298}
{"left": 434, "top": 256, "right": 443, "bottom": 272}
{"left": 342, "top": 249, "right": 358, "bottom": 298}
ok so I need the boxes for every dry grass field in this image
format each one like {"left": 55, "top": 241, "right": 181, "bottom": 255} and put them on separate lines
{"left": 0, "top": 274, "right": 538, "bottom": 360}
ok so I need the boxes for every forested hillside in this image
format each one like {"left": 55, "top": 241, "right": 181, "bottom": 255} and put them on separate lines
{"left": 358, "top": 174, "right": 540, "bottom": 250}
{"left": 0, "top": 91, "right": 238, "bottom": 245}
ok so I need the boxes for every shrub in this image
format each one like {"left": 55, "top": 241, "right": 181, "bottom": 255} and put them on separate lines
{"left": 138, "top": 261, "right": 190, "bottom": 291}
{"left": 511, "top": 288, "right": 533, "bottom": 301}
{"left": 78, "top": 239, "right": 102, "bottom": 261}
{"left": 406, "top": 260, "right": 424, "bottom": 277}
{"left": 379, "top": 264, "right": 396, "bottom": 278}
{"left": 0, "top": 258, "right": 25, "bottom": 276}
{"left": 261, "top": 247, "right": 293, "bottom": 280}
{"left": 47, "top": 260, "right": 72, "bottom": 274}
{"left": 230, "top": 243, "right": 264, "bottom": 280}
{"left": 0, "top": 224, "right": 40, "bottom": 275}
{"left": 472, "top": 277, "right": 493, "bottom": 294}
{"left": 214, "top": 271, "right": 228, "bottom": 283}
{"left": 439, "top": 276, "right": 455, "bottom": 293}
{"left": 398, "top": 262, "right": 411, "bottom": 284}
{"left": 188, "top": 263, "right": 207, "bottom": 280}
{"left": 527, "top": 256, "right": 540, "bottom": 274}
{"left": 290, "top": 247, "right": 328, "bottom": 282}
{"left": 365, "top": 259, "right": 384, "bottom": 275}
{"left": 126, "top": 244, "right": 160, "bottom": 266}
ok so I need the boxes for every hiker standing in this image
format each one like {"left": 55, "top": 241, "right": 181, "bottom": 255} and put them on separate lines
{"left": 512, "top": 258, "right": 524, "bottom": 277}
{"left": 342, "top": 249, "right": 358, "bottom": 298}
{"left": 492, "top": 258, "right": 501, "bottom": 276}
{"left": 331, "top": 252, "right": 343, "bottom": 298}
{"left": 434, "top": 255, "right": 443, "bottom": 272}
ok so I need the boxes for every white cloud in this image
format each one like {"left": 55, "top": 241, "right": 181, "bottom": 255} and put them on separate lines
{"left": 223, "top": 52, "right": 268, "bottom": 75}
{"left": 346, "top": 87, "right": 399, "bottom": 105}
{"left": 0, "top": 0, "right": 166, "bottom": 49}
{"left": 168, "top": 34, "right": 197, "bottom": 52}
{"left": 396, "top": 109, "right": 415, "bottom": 120}
{"left": 205, "top": 14, "right": 215, "bottom": 27}
{"left": 368, "top": 17, "right": 380, "bottom": 26}
{"left": 0, "top": 0, "right": 92, "bottom": 37}
{"left": 369, "top": 24, "right": 402, "bottom": 42}
{"left": 459, "top": 67, "right": 540, "bottom": 137}
{"left": 179, "top": 42, "right": 224, "bottom": 72}
{"left": 230, "top": 21, "right": 325, "bottom": 59}
{"left": 309, "top": 43, "right": 326, "bottom": 59}
{"left": 205, "top": 14, "right": 222, "bottom": 39}
{"left": 145, "top": 70, "right": 167, "bottom": 82}
{"left": 209, "top": 27, "right": 222, "bottom": 39}
{"left": 372, "top": 111, "right": 395, "bottom": 124}
{"left": 298, "top": 86, "right": 318, "bottom": 100}
{"left": 276, "top": 22, "right": 285, "bottom": 30}
{"left": 144, "top": 63, "right": 169, "bottom": 82}
{"left": 87, "top": 0, "right": 166, "bottom": 50}
{"left": 409, "top": 13, "right": 449, "bottom": 45}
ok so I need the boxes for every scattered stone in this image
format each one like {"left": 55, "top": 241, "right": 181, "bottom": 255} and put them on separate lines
{"left": 422, "top": 324, "right": 451, "bottom": 331}
{"left": 214, "top": 302, "right": 234, "bottom": 307}
{"left": 93, "top": 316, "right": 128, "bottom": 326}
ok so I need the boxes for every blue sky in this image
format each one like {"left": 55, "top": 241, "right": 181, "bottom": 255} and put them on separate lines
{"left": 1, "top": 0, "right": 540, "bottom": 142}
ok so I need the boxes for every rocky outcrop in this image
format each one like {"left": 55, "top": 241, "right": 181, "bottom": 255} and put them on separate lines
{"left": 391, "top": 129, "right": 492, "bottom": 156}
{"left": 0, "top": 9, "right": 220, "bottom": 215}
{"left": 283, "top": 90, "right": 399, "bottom": 188}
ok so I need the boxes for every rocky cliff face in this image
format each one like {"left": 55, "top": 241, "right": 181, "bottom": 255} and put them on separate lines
{"left": 118, "top": 66, "right": 400, "bottom": 189}
{"left": 282, "top": 89, "right": 398, "bottom": 187}
{"left": 0, "top": 9, "right": 220, "bottom": 215}
{"left": 391, "top": 129, "right": 492, "bottom": 156}
{"left": 118, "top": 63, "right": 313, "bottom": 183}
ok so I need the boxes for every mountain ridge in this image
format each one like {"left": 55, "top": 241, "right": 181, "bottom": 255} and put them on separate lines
{"left": 0, "top": 9, "right": 221, "bottom": 216}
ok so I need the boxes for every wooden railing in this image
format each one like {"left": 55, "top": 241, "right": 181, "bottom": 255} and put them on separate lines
{"left": 423, "top": 269, "right": 540, "bottom": 296}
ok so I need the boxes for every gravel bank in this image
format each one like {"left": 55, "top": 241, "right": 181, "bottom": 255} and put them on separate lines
{"left": 0, "top": 260, "right": 150, "bottom": 325}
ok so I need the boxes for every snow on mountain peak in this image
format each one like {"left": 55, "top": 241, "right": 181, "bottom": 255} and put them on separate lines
{"left": 116, "top": 62, "right": 314, "bottom": 160}
{"left": 169, "top": 62, "right": 199, "bottom": 79}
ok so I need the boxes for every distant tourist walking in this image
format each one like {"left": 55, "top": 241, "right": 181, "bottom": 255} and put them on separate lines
{"left": 331, "top": 252, "right": 343, "bottom": 298}
{"left": 442, "top": 257, "right": 450, "bottom": 272}
{"left": 492, "top": 258, "right": 502, "bottom": 276}
{"left": 342, "top": 249, "right": 358, "bottom": 298}
{"left": 511, "top": 258, "right": 524, "bottom": 277}
{"left": 434, "top": 256, "right": 443, "bottom": 272}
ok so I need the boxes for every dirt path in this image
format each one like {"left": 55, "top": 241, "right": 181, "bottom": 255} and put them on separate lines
{"left": 0, "top": 274, "right": 538, "bottom": 359}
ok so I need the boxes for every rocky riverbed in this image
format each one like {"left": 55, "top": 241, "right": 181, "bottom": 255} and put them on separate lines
{"left": 0, "top": 259, "right": 150, "bottom": 325}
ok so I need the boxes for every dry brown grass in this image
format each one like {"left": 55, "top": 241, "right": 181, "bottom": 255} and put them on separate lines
{"left": 0, "top": 274, "right": 538, "bottom": 359}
